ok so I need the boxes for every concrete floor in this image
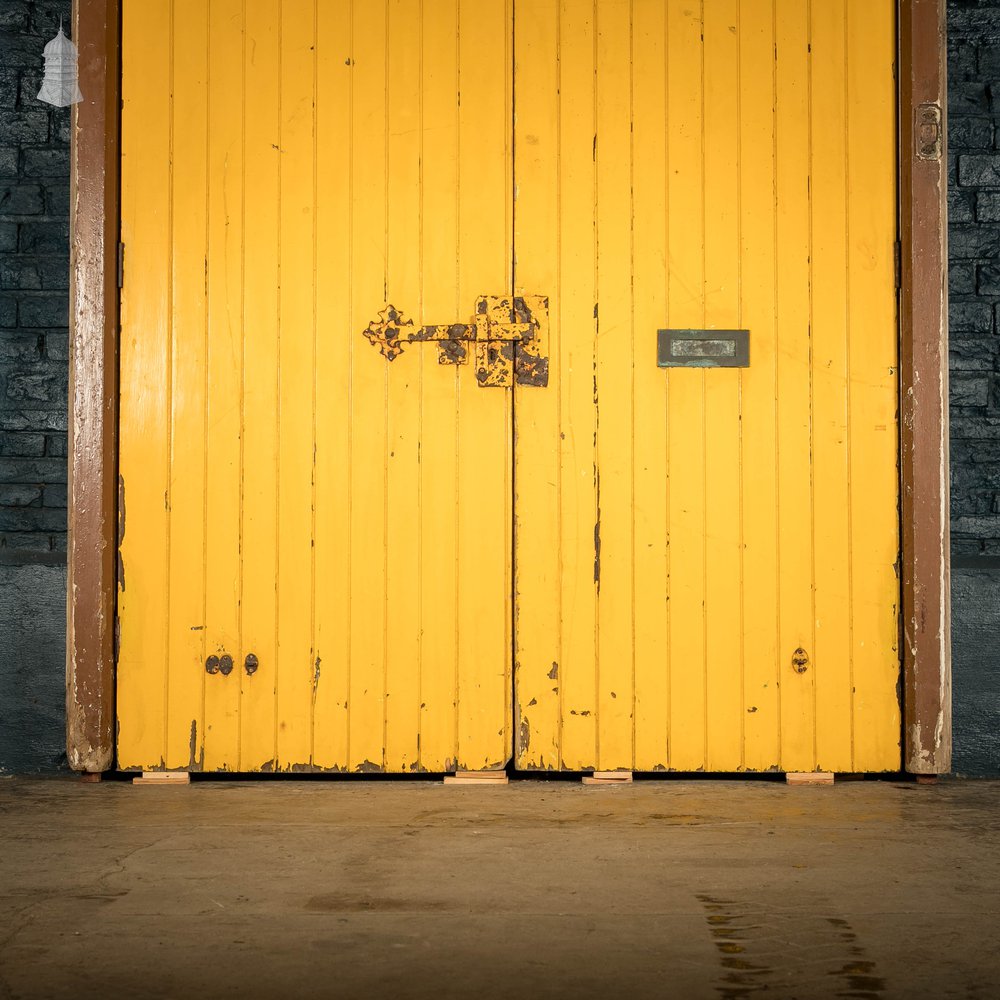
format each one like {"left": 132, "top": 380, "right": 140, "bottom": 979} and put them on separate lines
{"left": 0, "top": 777, "right": 998, "bottom": 999}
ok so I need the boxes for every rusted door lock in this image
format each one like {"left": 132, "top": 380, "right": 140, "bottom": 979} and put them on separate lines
{"left": 362, "top": 295, "right": 549, "bottom": 388}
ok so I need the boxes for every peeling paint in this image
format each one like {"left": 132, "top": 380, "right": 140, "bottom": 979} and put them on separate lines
{"left": 593, "top": 358, "right": 602, "bottom": 591}
{"left": 476, "top": 340, "right": 515, "bottom": 387}
{"left": 514, "top": 348, "right": 549, "bottom": 386}
{"left": 438, "top": 339, "right": 467, "bottom": 365}
{"left": 593, "top": 514, "right": 601, "bottom": 589}
{"left": 116, "top": 473, "right": 126, "bottom": 592}
{"left": 513, "top": 295, "right": 550, "bottom": 387}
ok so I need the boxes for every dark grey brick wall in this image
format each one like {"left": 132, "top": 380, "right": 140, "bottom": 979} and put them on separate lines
{"left": 0, "top": 3, "right": 71, "bottom": 773}
{"left": 948, "top": 0, "right": 1000, "bottom": 776}
{"left": 0, "top": 1, "right": 71, "bottom": 566}
{"left": 949, "top": 0, "right": 1000, "bottom": 557}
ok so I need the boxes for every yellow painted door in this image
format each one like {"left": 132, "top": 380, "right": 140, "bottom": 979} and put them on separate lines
{"left": 117, "top": 0, "right": 513, "bottom": 773}
{"left": 513, "top": 0, "right": 901, "bottom": 773}
{"left": 119, "top": 0, "right": 901, "bottom": 776}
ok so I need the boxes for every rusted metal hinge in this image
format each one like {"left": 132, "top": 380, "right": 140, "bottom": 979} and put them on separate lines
{"left": 117, "top": 241, "right": 125, "bottom": 289}
{"left": 361, "top": 295, "right": 549, "bottom": 388}
{"left": 915, "top": 102, "right": 943, "bottom": 161}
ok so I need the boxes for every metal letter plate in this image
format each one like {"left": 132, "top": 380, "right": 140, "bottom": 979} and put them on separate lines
{"left": 657, "top": 329, "right": 749, "bottom": 368}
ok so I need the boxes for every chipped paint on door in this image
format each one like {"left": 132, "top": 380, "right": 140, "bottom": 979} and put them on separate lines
{"left": 512, "top": 0, "right": 901, "bottom": 773}
{"left": 117, "top": 0, "right": 513, "bottom": 773}
{"left": 118, "top": 0, "right": 901, "bottom": 777}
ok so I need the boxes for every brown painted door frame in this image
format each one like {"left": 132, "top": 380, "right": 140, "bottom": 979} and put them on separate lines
{"left": 898, "top": 0, "right": 952, "bottom": 774}
{"left": 66, "top": 0, "right": 951, "bottom": 775}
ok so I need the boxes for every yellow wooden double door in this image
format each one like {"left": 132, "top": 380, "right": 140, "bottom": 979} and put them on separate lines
{"left": 118, "top": 0, "right": 901, "bottom": 774}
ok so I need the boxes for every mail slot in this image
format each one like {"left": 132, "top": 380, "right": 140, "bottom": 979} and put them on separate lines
{"left": 657, "top": 329, "right": 750, "bottom": 368}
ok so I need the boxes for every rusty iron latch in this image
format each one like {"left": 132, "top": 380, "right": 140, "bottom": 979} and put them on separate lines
{"left": 362, "top": 295, "right": 549, "bottom": 388}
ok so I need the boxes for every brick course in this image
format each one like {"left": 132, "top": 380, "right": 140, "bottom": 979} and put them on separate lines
{"left": 0, "top": 1, "right": 70, "bottom": 562}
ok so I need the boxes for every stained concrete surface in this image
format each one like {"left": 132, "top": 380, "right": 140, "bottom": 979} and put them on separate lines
{"left": 0, "top": 777, "right": 998, "bottom": 1000}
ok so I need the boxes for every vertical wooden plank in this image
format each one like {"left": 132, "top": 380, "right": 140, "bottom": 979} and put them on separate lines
{"left": 631, "top": 0, "right": 669, "bottom": 773}
{"left": 457, "top": 0, "right": 512, "bottom": 770}
{"left": 384, "top": 0, "right": 423, "bottom": 771}
{"left": 774, "top": 0, "right": 816, "bottom": 772}
{"left": 556, "top": 0, "right": 599, "bottom": 771}
{"left": 702, "top": 0, "right": 743, "bottom": 771}
{"left": 313, "top": 0, "right": 353, "bottom": 771}
{"left": 201, "top": 0, "right": 244, "bottom": 771}
{"left": 594, "top": 0, "right": 634, "bottom": 770}
{"left": 738, "top": 0, "right": 781, "bottom": 771}
{"left": 665, "top": 0, "right": 706, "bottom": 771}
{"left": 513, "top": 0, "right": 561, "bottom": 770}
{"left": 275, "top": 0, "right": 316, "bottom": 769}
{"left": 417, "top": 0, "right": 461, "bottom": 772}
{"left": 117, "top": 0, "right": 171, "bottom": 769}
{"left": 165, "top": 0, "right": 209, "bottom": 770}
{"left": 809, "top": 0, "right": 853, "bottom": 771}
{"left": 348, "top": 0, "right": 388, "bottom": 771}
{"left": 240, "top": 0, "right": 281, "bottom": 771}
{"left": 848, "top": 0, "right": 901, "bottom": 771}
